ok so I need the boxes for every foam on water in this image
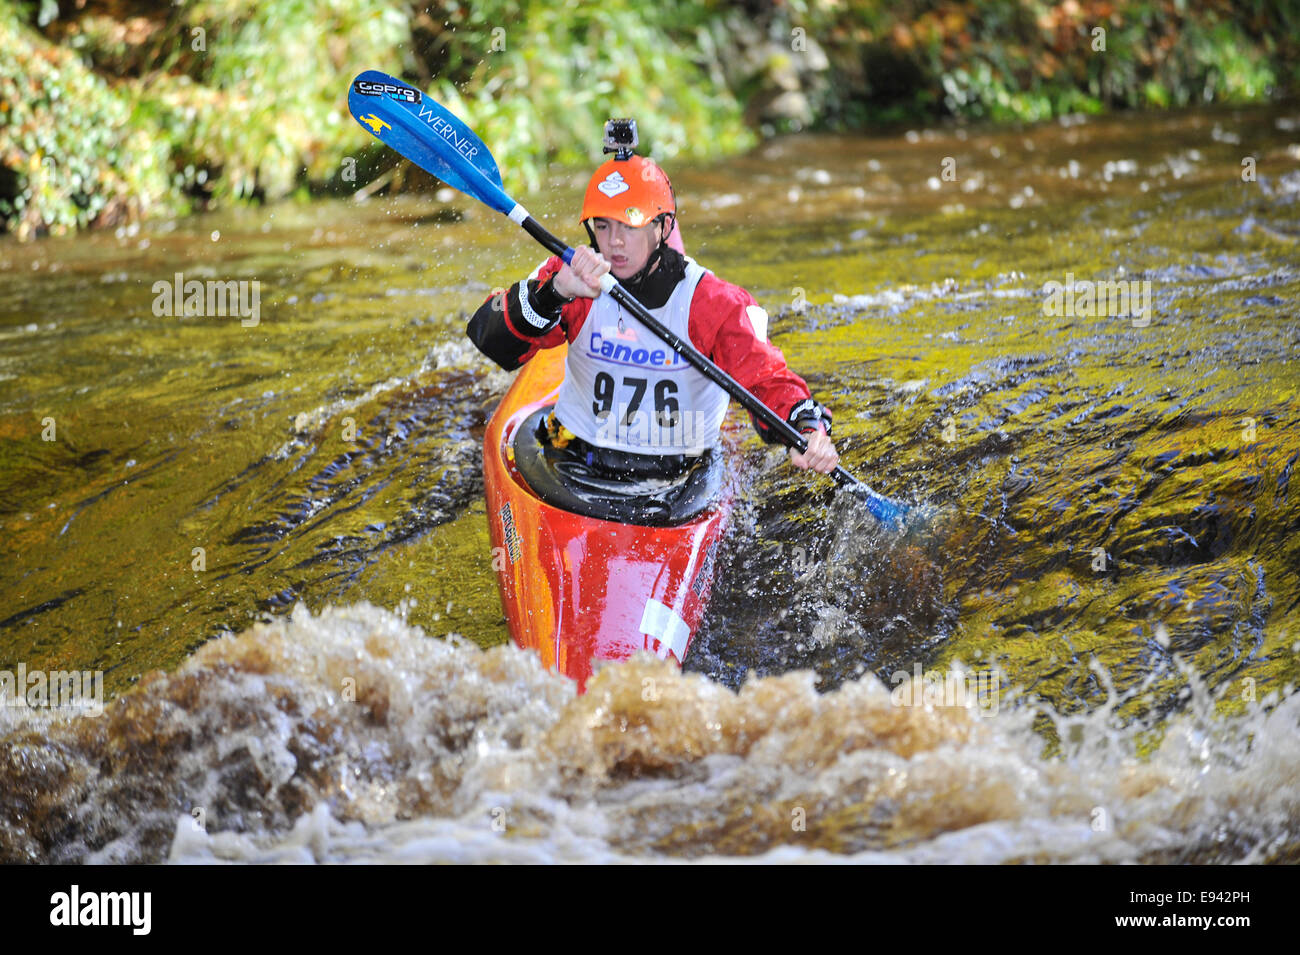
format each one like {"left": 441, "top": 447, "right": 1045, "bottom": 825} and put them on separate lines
{"left": 3, "top": 603, "right": 1295, "bottom": 864}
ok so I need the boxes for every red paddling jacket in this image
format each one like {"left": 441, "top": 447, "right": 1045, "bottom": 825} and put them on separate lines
{"left": 466, "top": 246, "right": 832, "bottom": 449}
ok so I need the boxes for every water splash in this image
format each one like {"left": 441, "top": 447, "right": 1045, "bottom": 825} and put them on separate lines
{"left": 3, "top": 604, "right": 1295, "bottom": 864}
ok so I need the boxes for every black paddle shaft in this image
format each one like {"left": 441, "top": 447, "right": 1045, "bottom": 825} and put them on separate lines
{"left": 518, "top": 215, "right": 863, "bottom": 490}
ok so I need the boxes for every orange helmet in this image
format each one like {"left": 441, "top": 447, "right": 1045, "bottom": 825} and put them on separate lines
{"left": 581, "top": 156, "right": 675, "bottom": 228}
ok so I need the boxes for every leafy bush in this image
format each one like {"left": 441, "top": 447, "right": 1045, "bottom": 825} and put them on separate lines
{"left": 411, "top": 0, "right": 753, "bottom": 193}
{"left": 792, "top": 0, "right": 1294, "bottom": 125}
{"left": 1, "top": 0, "right": 1296, "bottom": 238}
{"left": 0, "top": 5, "right": 173, "bottom": 238}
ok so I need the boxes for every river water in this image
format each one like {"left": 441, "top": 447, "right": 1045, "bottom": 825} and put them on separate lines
{"left": 1, "top": 104, "right": 1298, "bottom": 863}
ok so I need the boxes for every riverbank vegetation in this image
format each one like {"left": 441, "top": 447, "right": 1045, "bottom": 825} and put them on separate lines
{"left": 2, "top": 0, "right": 1296, "bottom": 239}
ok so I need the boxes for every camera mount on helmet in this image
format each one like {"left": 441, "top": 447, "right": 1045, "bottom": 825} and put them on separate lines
{"left": 603, "top": 119, "right": 638, "bottom": 161}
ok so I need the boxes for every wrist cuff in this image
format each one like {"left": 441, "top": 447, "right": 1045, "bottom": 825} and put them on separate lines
{"left": 787, "top": 398, "right": 832, "bottom": 436}
{"left": 517, "top": 280, "right": 560, "bottom": 332}
{"left": 532, "top": 276, "right": 573, "bottom": 315}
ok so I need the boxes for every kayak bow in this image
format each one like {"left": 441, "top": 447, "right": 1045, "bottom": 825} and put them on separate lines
{"left": 484, "top": 346, "right": 730, "bottom": 691}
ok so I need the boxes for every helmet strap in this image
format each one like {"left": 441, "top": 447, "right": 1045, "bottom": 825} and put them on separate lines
{"left": 621, "top": 244, "right": 663, "bottom": 290}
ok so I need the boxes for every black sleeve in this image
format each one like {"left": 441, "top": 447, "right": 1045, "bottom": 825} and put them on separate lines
{"left": 466, "top": 277, "right": 571, "bottom": 371}
{"left": 752, "top": 398, "right": 834, "bottom": 445}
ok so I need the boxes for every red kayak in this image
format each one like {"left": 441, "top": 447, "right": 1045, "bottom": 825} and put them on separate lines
{"left": 482, "top": 344, "right": 731, "bottom": 691}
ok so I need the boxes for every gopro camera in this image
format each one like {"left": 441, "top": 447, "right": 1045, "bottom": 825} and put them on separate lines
{"left": 603, "top": 118, "right": 638, "bottom": 160}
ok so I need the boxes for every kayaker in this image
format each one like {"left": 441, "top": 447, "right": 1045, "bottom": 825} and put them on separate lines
{"left": 467, "top": 123, "right": 839, "bottom": 479}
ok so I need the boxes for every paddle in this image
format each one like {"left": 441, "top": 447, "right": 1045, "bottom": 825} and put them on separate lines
{"left": 347, "top": 70, "right": 911, "bottom": 525}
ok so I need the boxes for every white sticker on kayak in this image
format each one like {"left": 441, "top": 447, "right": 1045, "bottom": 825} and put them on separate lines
{"left": 499, "top": 503, "right": 521, "bottom": 564}
{"left": 640, "top": 598, "right": 689, "bottom": 661}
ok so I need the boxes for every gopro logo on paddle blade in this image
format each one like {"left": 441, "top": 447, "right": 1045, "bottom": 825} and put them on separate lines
{"left": 352, "top": 80, "right": 421, "bottom": 104}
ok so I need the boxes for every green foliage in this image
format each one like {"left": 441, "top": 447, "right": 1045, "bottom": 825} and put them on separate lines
{"left": 0, "top": 0, "right": 1296, "bottom": 238}
{"left": 136, "top": 0, "right": 410, "bottom": 202}
{"left": 0, "top": 4, "right": 173, "bottom": 238}
{"left": 796, "top": 0, "right": 1294, "bottom": 125}
{"left": 0, "top": 0, "right": 752, "bottom": 237}
{"left": 416, "top": 1, "right": 753, "bottom": 194}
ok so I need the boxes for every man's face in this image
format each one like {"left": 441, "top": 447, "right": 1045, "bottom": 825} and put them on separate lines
{"left": 591, "top": 217, "right": 663, "bottom": 280}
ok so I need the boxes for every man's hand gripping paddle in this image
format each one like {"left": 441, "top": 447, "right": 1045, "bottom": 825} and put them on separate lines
{"left": 348, "top": 70, "right": 918, "bottom": 526}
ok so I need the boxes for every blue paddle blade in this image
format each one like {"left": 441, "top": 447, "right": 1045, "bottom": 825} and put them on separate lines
{"left": 839, "top": 472, "right": 909, "bottom": 524}
{"left": 348, "top": 70, "right": 516, "bottom": 216}
{"left": 864, "top": 492, "right": 909, "bottom": 525}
